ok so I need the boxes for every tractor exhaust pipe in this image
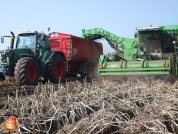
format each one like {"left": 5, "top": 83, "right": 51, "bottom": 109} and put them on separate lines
{"left": 10, "top": 31, "right": 15, "bottom": 49}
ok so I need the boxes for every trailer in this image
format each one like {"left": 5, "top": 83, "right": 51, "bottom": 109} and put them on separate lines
{"left": 48, "top": 32, "right": 103, "bottom": 80}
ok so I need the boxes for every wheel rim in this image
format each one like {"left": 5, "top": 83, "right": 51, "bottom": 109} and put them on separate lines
{"left": 28, "top": 65, "right": 36, "bottom": 81}
{"left": 55, "top": 62, "right": 64, "bottom": 78}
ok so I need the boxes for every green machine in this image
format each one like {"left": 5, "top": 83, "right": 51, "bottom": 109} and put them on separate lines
{"left": 82, "top": 25, "right": 178, "bottom": 82}
{"left": 0, "top": 30, "right": 66, "bottom": 86}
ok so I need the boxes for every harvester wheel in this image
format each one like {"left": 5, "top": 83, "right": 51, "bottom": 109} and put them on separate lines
{"left": 14, "top": 57, "right": 40, "bottom": 86}
{"left": 44, "top": 54, "right": 66, "bottom": 84}
{"left": 170, "top": 53, "right": 175, "bottom": 67}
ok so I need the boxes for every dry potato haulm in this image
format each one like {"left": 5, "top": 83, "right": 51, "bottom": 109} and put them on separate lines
{"left": 0, "top": 78, "right": 177, "bottom": 133}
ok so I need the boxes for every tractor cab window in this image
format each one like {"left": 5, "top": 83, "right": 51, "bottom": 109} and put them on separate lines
{"left": 16, "top": 34, "right": 36, "bottom": 50}
{"left": 138, "top": 31, "right": 162, "bottom": 53}
{"left": 37, "top": 34, "right": 48, "bottom": 56}
{"left": 37, "top": 34, "right": 49, "bottom": 51}
{"left": 37, "top": 35, "right": 47, "bottom": 48}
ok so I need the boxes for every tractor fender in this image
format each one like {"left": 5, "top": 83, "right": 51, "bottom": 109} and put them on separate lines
{"left": 78, "top": 62, "right": 90, "bottom": 73}
{"left": 40, "top": 51, "right": 66, "bottom": 78}
{"left": 20, "top": 54, "right": 34, "bottom": 58}
{"left": 19, "top": 54, "right": 40, "bottom": 63}
{"left": 45, "top": 51, "right": 66, "bottom": 64}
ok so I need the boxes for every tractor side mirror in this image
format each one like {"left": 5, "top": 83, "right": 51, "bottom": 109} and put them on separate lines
{"left": 41, "top": 34, "right": 45, "bottom": 41}
{"left": 1, "top": 36, "right": 4, "bottom": 43}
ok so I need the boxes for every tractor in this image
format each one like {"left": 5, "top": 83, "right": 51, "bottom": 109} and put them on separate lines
{"left": 0, "top": 30, "right": 66, "bottom": 85}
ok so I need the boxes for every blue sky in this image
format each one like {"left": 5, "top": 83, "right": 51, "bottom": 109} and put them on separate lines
{"left": 1, "top": 0, "right": 178, "bottom": 54}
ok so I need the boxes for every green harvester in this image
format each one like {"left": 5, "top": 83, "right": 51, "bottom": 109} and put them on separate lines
{"left": 82, "top": 24, "right": 178, "bottom": 82}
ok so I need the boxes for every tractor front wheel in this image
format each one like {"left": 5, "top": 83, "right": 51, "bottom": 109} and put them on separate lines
{"left": 14, "top": 57, "right": 40, "bottom": 86}
{"left": 44, "top": 54, "right": 66, "bottom": 84}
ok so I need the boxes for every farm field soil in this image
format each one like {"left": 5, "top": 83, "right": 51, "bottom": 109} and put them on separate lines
{"left": 0, "top": 79, "right": 178, "bottom": 133}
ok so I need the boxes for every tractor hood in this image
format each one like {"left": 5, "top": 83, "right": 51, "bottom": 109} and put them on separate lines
{"left": 0, "top": 48, "right": 34, "bottom": 65}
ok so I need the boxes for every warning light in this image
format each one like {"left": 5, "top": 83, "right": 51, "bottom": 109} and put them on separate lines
{"left": 165, "top": 61, "right": 169, "bottom": 67}
{"left": 100, "top": 64, "right": 103, "bottom": 69}
{"left": 48, "top": 27, "right": 50, "bottom": 32}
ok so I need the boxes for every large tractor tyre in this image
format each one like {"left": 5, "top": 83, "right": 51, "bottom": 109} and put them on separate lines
{"left": 44, "top": 54, "right": 66, "bottom": 84}
{"left": 14, "top": 57, "right": 40, "bottom": 86}
{"left": 81, "top": 63, "right": 93, "bottom": 81}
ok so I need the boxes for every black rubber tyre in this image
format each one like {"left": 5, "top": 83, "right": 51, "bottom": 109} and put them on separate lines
{"left": 44, "top": 54, "right": 66, "bottom": 84}
{"left": 14, "top": 57, "right": 40, "bottom": 86}
{"left": 81, "top": 63, "right": 93, "bottom": 81}
{"left": 92, "top": 64, "right": 101, "bottom": 81}
{"left": 0, "top": 72, "right": 5, "bottom": 81}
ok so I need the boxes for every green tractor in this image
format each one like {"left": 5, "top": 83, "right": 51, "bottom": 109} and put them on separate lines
{"left": 0, "top": 30, "right": 66, "bottom": 85}
{"left": 82, "top": 24, "right": 178, "bottom": 82}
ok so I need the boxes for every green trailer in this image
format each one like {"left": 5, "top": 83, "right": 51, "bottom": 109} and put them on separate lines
{"left": 82, "top": 25, "right": 178, "bottom": 82}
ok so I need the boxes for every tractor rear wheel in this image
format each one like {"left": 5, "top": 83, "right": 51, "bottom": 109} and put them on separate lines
{"left": 81, "top": 63, "right": 93, "bottom": 81}
{"left": 14, "top": 57, "right": 40, "bottom": 86}
{"left": 44, "top": 54, "right": 66, "bottom": 84}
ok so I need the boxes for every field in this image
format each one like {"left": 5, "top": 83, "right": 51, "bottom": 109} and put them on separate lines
{"left": 0, "top": 78, "right": 178, "bottom": 134}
